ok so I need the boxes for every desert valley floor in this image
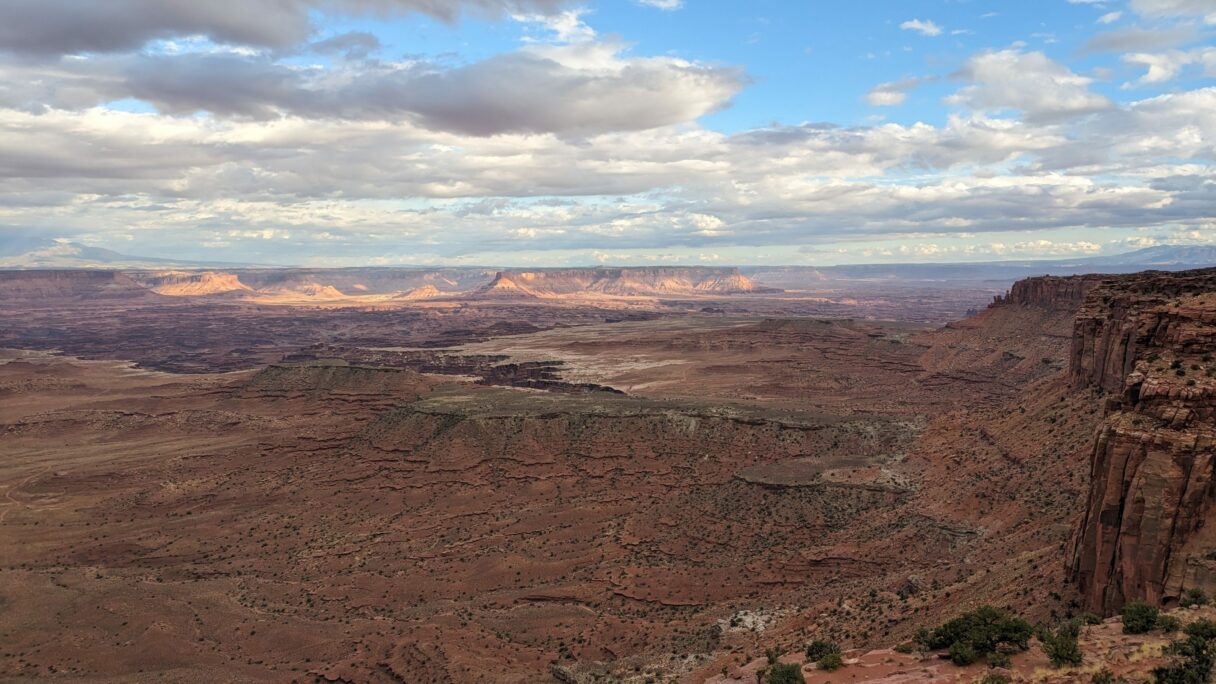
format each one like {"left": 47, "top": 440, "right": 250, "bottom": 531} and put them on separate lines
{"left": 1, "top": 266, "right": 1214, "bottom": 682}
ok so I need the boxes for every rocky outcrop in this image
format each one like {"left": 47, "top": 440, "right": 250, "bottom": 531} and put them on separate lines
{"left": 475, "top": 267, "right": 776, "bottom": 298}
{"left": 991, "top": 273, "right": 1106, "bottom": 310}
{"left": 1067, "top": 268, "right": 1216, "bottom": 612}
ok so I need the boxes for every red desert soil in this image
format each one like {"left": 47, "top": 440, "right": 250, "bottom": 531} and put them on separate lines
{"left": 1, "top": 268, "right": 1211, "bottom": 682}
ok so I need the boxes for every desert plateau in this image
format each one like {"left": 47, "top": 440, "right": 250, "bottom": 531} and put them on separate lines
{"left": 3, "top": 0, "right": 1216, "bottom": 681}
{"left": 0, "top": 260, "right": 1213, "bottom": 683}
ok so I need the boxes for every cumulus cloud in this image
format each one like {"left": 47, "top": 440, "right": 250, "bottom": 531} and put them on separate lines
{"left": 1122, "top": 47, "right": 1216, "bottom": 87}
{"left": 0, "top": 0, "right": 571, "bottom": 57}
{"left": 1, "top": 81, "right": 1211, "bottom": 259}
{"left": 865, "top": 77, "right": 930, "bottom": 106}
{"left": 900, "top": 19, "right": 943, "bottom": 37}
{"left": 1130, "top": 0, "right": 1216, "bottom": 23}
{"left": 0, "top": 2, "right": 1213, "bottom": 262}
{"left": 949, "top": 49, "right": 1111, "bottom": 122}
{"left": 0, "top": 41, "right": 745, "bottom": 137}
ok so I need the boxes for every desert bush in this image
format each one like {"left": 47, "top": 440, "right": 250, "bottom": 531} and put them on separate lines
{"left": 987, "top": 651, "right": 1010, "bottom": 668}
{"left": 1040, "top": 621, "right": 1083, "bottom": 668}
{"left": 1152, "top": 635, "right": 1216, "bottom": 684}
{"left": 805, "top": 640, "right": 839, "bottom": 661}
{"left": 1158, "top": 615, "right": 1182, "bottom": 633}
{"left": 921, "top": 606, "right": 1032, "bottom": 665}
{"left": 1185, "top": 619, "right": 1216, "bottom": 640}
{"left": 766, "top": 662, "right": 806, "bottom": 684}
{"left": 1181, "top": 588, "right": 1209, "bottom": 608}
{"left": 979, "top": 675, "right": 1011, "bottom": 684}
{"left": 1090, "top": 668, "right": 1116, "bottom": 684}
{"left": 1122, "top": 601, "right": 1160, "bottom": 634}
{"left": 949, "top": 641, "right": 978, "bottom": 666}
{"left": 816, "top": 653, "right": 844, "bottom": 671}
{"left": 893, "top": 642, "right": 916, "bottom": 654}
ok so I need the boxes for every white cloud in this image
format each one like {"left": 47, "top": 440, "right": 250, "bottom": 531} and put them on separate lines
{"left": 1098, "top": 11, "right": 1123, "bottom": 24}
{"left": 0, "top": 38, "right": 746, "bottom": 137}
{"left": 1122, "top": 48, "right": 1216, "bottom": 87}
{"left": 900, "top": 19, "right": 943, "bottom": 37}
{"left": 635, "top": 0, "right": 683, "bottom": 9}
{"left": 0, "top": 7, "right": 1214, "bottom": 263}
{"left": 949, "top": 49, "right": 1111, "bottom": 122}
{"left": 0, "top": 0, "right": 574, "bottom": 57}
{"left": 865, "top": 77, "right": 929, "bottom": 106}
{"left": 1130, "top": 0, "right": 1216, "bottom": 24}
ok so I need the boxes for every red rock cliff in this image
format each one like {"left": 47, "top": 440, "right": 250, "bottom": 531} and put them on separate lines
{"left": 993, "top": 273, "right": 1106, "bottom": 310}
{"left": 1067, "top": 268, "right": 1216, "bottom": 612}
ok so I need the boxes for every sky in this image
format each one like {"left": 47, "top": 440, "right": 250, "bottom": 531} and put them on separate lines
{"left": 0, "top": 0, "right": 1213, "bottom": 266}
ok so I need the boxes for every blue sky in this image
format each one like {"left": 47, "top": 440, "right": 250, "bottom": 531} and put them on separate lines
{"left": 0, "top": 0, "right": 1213, "bottom": 265}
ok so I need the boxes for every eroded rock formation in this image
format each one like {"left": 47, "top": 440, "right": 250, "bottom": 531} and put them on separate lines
{"left": 476, "top": 267, "right": 776, "bottom": 298}
{"left": 1067, "top": 268, "right": 1216, "bottom": 612}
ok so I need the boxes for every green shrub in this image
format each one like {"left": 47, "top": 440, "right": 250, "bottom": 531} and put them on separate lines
{"left": 766, "top": 662, "right": 806, "bottom": 684}
{"left": 1091, "top": 668, "right": 1116, "bottom": 684}
{"left": 1041, "top": 621, "right": 1083, "bottom": 668}
{"left": 1185, "top": 619, "right": 1216, "bottom": 640}
{"left": 816, "top": 653, "right": 844, "bottom": 671}
{"left": 1152, "top": 635, "right": 1215, "bottom": 684}
{"left": 1158, "top": 615, "right": 1182, "bottom": 633}
{"left": 948, "top": 641, "right": 978, "bottom": 666}
{"left": 893, "top": 642, "right": 915, "bottom": 654}
{"left": 923, "top": 606, "right": 1032, "bottom": 664}
{"left": 987, "top": 651, "right": 1010, "bottom": 668}
{"left": 805, "top": 640, "right": 840, "bottom": 661}
{"left": 979, "top": 675, "right": 1010, "bottom": 684}
{"left": 1122, "top": 601, "right": 1160, "bottom": 634}
{"left": 1181, "top": 588, "right": 1209, "bottom": 608}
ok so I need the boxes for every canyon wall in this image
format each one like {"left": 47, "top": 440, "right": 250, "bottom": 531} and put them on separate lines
{"left": 992, "top": 273, "right": 1105, "bottom": 310}
{"left": 477, "top": 267, "right": 773, "bottom": 297}
{"left": 1067, "top": 268, "right": 1216, "bottom": 612}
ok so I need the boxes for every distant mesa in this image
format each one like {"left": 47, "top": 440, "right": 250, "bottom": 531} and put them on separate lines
{"left": 134, "top": 270, "right": 254, "bottom": 297}
{"left": 475, "top": 267, "right": 779, "bottom": 298}
{"left": 394, "top": 284, "right": 444, "bottom": 300}
{"left": 256, "top": 282, "right": 348, "bottom": 300}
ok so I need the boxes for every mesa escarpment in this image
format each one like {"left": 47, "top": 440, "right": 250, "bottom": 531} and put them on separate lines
{"left": 476, "top": 266, "right": 775, "bottom": 298}
{"left": 1068, "top": 268, "right": 1216, "bottom": 613}
{"left": 0, "top": 270, "right": 155, "bottom": 302}
{"left": 135, "top": 270, "right": 254, "bottom": 296}
{"left": 991, "top": 272, "right": 1105, "bottom": 310}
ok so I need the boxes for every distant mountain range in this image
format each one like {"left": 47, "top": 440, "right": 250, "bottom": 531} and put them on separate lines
{"left": 0, "top": 240, "right": 265, "bottom": 269}
{"left": 742, "top": 245, "right": 1216, "bottom": 288}
{"left": 1, "top": 241, "right": 1212, "bottom": 288}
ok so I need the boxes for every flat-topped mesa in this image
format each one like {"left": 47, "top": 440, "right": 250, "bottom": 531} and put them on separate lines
{"left": 0, "top": 270, "right": 155, "bottom": 301}
{"left": 130, "top": 270, "right": 253, "bottom": 296}
{"left": 990, "top": 273, "right": 1106, "bottom": 311}
{"left": 1067, "top": 267, "right": 1216, "bottom": 613}
{"left": 475, "top": 266, "right": 777, "bottom": 298}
